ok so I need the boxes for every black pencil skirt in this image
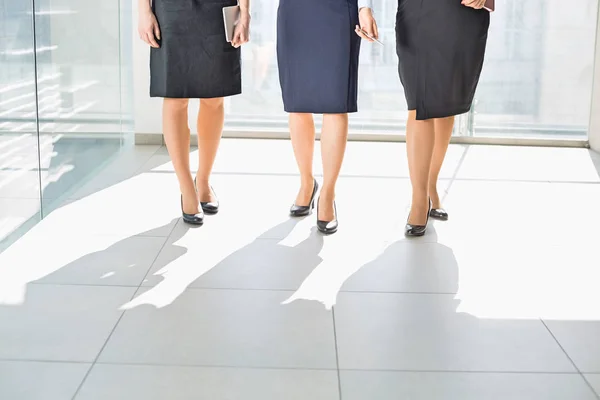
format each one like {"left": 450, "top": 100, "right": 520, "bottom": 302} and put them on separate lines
{"left": 277, "top": 0, "right": 361, "bottom": 114}
{"left": 396, "top": 0, "right": 490, "bottom": 120}
{"left": 150, "top": 0, "right": 241, "bottom": 99}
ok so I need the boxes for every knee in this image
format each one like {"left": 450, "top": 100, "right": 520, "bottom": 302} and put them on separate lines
{"left": 200, "top": 97, "right": 224, "bottom": 109}
{"left": 163, "top": 98, "right": 189, "bottom": 111}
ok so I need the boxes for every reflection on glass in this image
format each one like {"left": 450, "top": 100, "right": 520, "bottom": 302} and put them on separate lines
{"left": 0, "top": 0, "right": 133, "bottom": 252}
{"left": 0, "top": 0, "right": 43, "bottom": 252}
{"left": 31, "top": 0, "right": 132, "bottom": 213}
{"left": 225, "top": 0, "right": 598, "bottom": 138}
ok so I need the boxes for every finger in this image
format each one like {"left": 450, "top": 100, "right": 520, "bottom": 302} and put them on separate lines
{"left": 154, "top": 24, "right": 161, "bottom": 41}
{"left": 358, "top": 24, "right": 375, "bottom": 41}
{"left": 355, "top": 24, "right": 371, "bottom": 40}
{"left": 140, "top": 31, "right": 151, "bottom": 46}
{"left": 355, "top": 27, "right": 373, "bottom": 42}
{"left": 372, "top": 21, "right": 379, "bottom": 39}
{"left": 146, "top": 32, "right": 159, "bottom": 48}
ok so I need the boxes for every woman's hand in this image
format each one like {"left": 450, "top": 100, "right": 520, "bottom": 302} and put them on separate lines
{"left": 461, "top": 0, "right": 486, "bottom": 9}
{"left": 138, "top": 7, "right": 161, "bottom": 48}
{"left": 355, "top": 8, "right": 379, "bottom": 42}
{"left": 232, "top": 11, "right": 251, "bottom": 48}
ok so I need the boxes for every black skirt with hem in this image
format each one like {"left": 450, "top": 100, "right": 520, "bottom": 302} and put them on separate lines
{"left": 396, "top": 0, "right": 490, "bottom": 120}
{"left": 150, "top": 0, "right": 241, "bottom": 99}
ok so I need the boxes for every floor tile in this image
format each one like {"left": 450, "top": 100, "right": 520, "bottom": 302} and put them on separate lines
{"left": 142, "top": 217, "right": 390, "bottom": 303}
{"left": 143, "top": 236, "right": 326, "bottom": 290}
{"left": 341, "top": 241, "right": 460, "bottom": 294}
{"left": 0, "top": 285, "right": 135, "bottom": 361}
{"left": 340, "top": 371, "right": 598, "bottom": 400}
{"left": 0, "top": 198, "right": 41, "bottom": 247}
{"left": 0, "top": 360, "right": 90, "bottom": 400}
{"left": 31, "top": 172, "right": 181, "bottom": 237}
{"left": 76, "top": 364, "right": 339, "bottom": 400}
{"left": 143, "top": 141, "right": 463, "bottom": 180}
{"left": 334, "top": 292, "right": 575, "bottom": 372}
{"left": 426, "top": 241, "right": 600, "bottom": 321}
{"left": 455, "top": 146, "right": 600, "bottom": 183}
{"left": 433, "top": 180, "right": 600, "bottom": 246}
{"left": 545, "top": 321, "right": 600, "bottom": 373}
{"left": 35, "top": 235, "right": 166, "bottom": 286}
{"left": 0, "top": 233, "right": 165, "bottom": 294}
{"left": 584, "top": 374, "right": 600, "bottom": 397}
{"left": 69, "top": 145, "right": 160, "bottom": 201}
{"left": 100, "top": 289, "right": 336, "bottom": 369}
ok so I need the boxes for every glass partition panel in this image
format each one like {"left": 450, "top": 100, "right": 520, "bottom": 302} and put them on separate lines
{"left": 472, "top": 0, "right": 599, "bottom": 138}
{"left": 32, "top": 0, "right": 131, "bottom": 213}
{"left": 0, "top": 0, "right": 42, "bottom": 252}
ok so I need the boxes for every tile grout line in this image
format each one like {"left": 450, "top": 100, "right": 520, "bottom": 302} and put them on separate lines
{"left": 2, "top": 356, "right": 594, "bottom": 374}
{"left": 69, "top": 228, "right": 173, "bottom": 400}
{"left": 540, "top": 320, "right": 600, "bottom": 400}
{"left": 331, "top": 307, "right": 344, "bottom": 400}
{"left": 25, "top": 282, "right": 461, "bottom": 296}
{"left": 69, "top": 296, "right": 133, "bottom": 400}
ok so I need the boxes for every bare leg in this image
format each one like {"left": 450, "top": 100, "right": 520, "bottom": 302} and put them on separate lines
{"left": 290, "top": 113, "right": 316, "bottom": 206}
{"left": 406, "top": 110, "right": 435, "bottom": 225}
{"left": 163, "top": 98, "right": 197, "bottom": 214}
{"left": 319, "top": 113, "right": 349, "bottom": 221}
{"left": 429, "top": 116, "right": 455, "bottom": 209}
{"left": 195, "top": 97, "right": 224, "bottom": 202}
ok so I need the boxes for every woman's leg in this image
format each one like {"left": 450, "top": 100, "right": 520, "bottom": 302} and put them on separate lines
{"left": 290, "top": 113, "right": 316, "bottom": 206}
{"left": 429, "top": 116, "right": 455, "bottom": 209}
{"left": 163, "top": 98, "right": 197, "bottom": 214}
{"left": 319, "top": 113, "right": 349, "bottom": 221}
{"left": 406, "top": 110, "right": 435, "bottom": 225}
{"left": 195, "top": 97, "right": 224, "bottom": 202}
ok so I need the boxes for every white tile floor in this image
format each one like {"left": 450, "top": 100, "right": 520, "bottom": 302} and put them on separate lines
{"left": 0, "top": 139, "right": 600, "bottom": 400}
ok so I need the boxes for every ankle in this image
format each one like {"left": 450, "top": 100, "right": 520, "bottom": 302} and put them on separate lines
{"left": 300, "top": 176, "right": 315, "bottom": 188}
{"left": 411, "top": 195, "right": 429, "bottom": 208}
{"left": 320, "top": 188, "right": 335, "bottom": 202}
{"left": 195, "top": 175, "right": 210, "bottom": 186}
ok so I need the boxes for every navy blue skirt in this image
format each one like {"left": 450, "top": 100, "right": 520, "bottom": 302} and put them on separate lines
{"left": 277, "top": 0, "right": 361, "bottom": 114}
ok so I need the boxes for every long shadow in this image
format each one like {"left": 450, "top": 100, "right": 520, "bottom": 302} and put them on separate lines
{"left": 121, "top": 217, "right": 325, "bottom": 310}
{"left": 0, "top": 218, "right": 188, "bottom": 305}
{"left": 40, "top": 218, "right": 189, "bottom": 288}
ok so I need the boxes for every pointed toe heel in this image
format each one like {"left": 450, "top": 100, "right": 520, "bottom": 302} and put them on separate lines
{"left": 429, "top": 208, "right": 449, "bottom": 221}
{"left": 181, "top": 196, "right": 204, "bottom": 225}
{"left": 290, "top": 179, "right": 319, "bottom": 217}
{"left": 317, "top": 199, "right": 338, "bottom": 235}
{"left": 201, "top": 186, "right": 219, "bottom": 215}
{"left": 404, "top": 200, "right": 432, "bottom": 237}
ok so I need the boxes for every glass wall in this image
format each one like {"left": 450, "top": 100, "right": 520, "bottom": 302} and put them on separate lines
{"left": 224, "top": 0, "right": 599, "bottom": 139}
{"left": 473, "top": 0, "right": 599, "bottom": 138}
{"left": 0, "top": 0, "right": 132, "bottom": 252}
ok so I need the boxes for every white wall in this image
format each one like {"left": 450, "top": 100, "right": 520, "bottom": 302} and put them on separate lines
{"left": 590, "top": 2, "right": 600, "bottom": 152}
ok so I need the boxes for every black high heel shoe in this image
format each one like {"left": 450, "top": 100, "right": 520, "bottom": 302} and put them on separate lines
{"left": 405, "top": 199, "right": 432, "bottom": 237}
{"left": 181, "top": 195, "right": 204, "bottom": 225}
{"left": 317, "top": 198, "right": 338, "bottom": 235}
{"left": 429, "top": 207, "right": 449, "bottom": 221}
{"left": 194, "top": 178, "right": 219, "bottom": 215}
{"left": 201, "top": 186, "right": 219, "bottom": 215}
{"left": 290, "top": 179, "right": 319, "bottom": 217}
